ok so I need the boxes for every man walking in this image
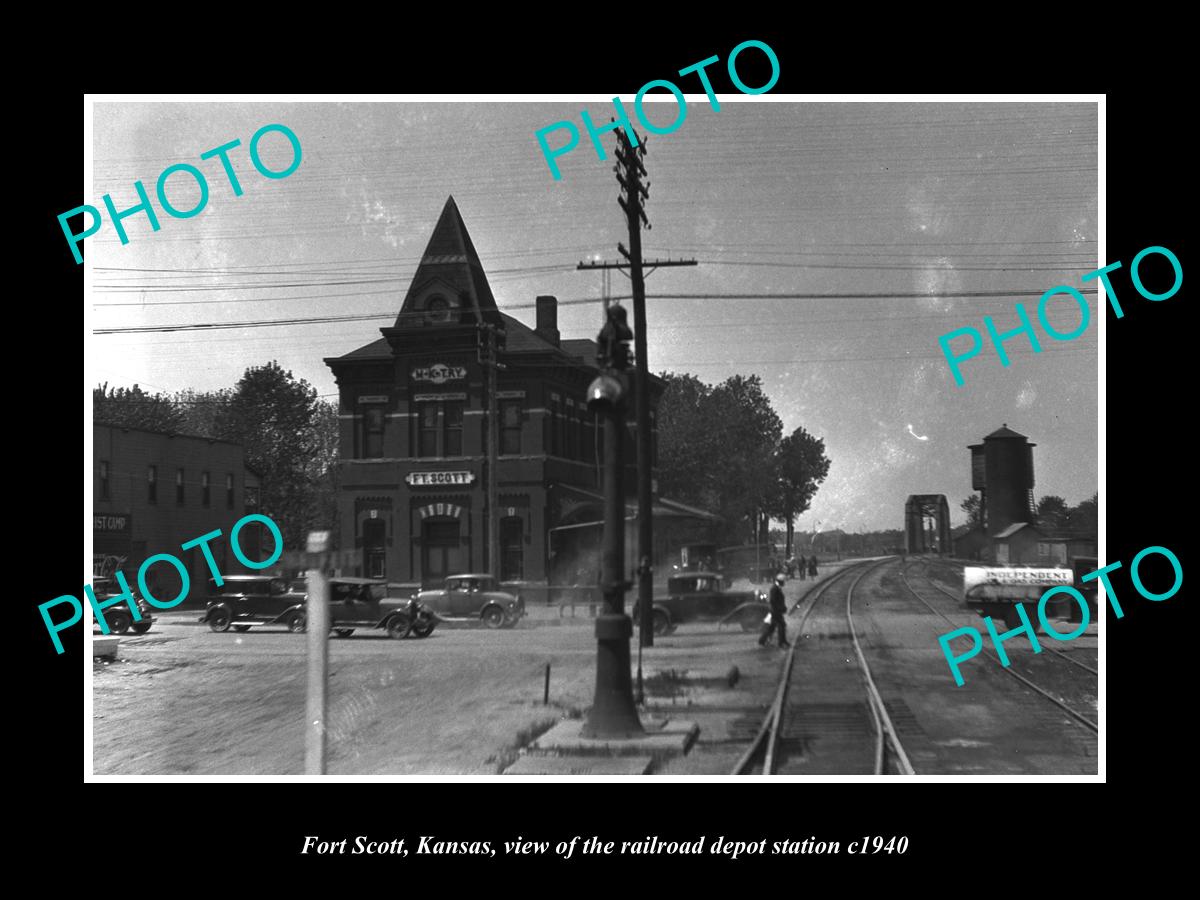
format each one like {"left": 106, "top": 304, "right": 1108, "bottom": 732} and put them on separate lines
{"left": 758, "top": 573, "right": 790, "bottom": 648}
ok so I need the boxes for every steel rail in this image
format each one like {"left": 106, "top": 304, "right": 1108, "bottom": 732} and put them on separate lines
{"left": 844, "top": 560, "right": 917, "bottom": 775}
{"left": 729, "top": 558, "right": 877, "bottom": 775}
{"left": 898, "top": 562, "right": 1098, "bottom": 733}
{"left": 920, "top": 560, "right": 1098, "bottom": 677}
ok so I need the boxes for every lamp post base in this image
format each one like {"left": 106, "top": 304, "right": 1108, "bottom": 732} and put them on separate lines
{"left": 581, "top": 613, "right": 645, "bottom": 738}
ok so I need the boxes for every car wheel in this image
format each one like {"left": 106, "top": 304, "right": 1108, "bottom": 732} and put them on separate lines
{"left": 233, "top": 625, "right": 252, "bottom": 633}
{"left": 107, "top": 612, "right": 132, "bottom": 635}
{"left": 386, "top": 615, "right": 412, "bottom": 640}
{"left": 410, "top": 619, "right": 435, "bottom": 638}
{"left": 131, "top": 621, "right": 152, "bottom": 635}
{"left": 482, "top": 606, "right": 505, "bottom": 629}
{"left": 208, "top": 606, "right": 232, "bottom": 633}
{"left": 652, "top": 609, "right": 671, "bottom": 636}
{"left": 740, "top": 608, "right": 764, "bottom": 633}
{"left": 333, "top": 628, "right": 355, "bottom": 638}
{"left": 286, "top": 611, "right": 306, "bottom": 633}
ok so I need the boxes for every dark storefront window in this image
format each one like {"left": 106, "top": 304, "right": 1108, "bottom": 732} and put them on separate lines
{"left": 225, "top": 473, "right": 234, "bottom": 509}
{"left": 362, "top": 406, "right": 385, "bottom": 458}
{"left": 418, "top": 403, "right": 439, "bottom": 458}
{"left": 500, "top": 400, "right": 521, "bottom": 455}
{"left": 201, "top": 471, "right": 211, "bottom": 507}
{"left": 444, "top": 401, "right": 464, "bottom": 456}
{"left": 175, "top": 468, "right": 185, "bottom": 506}
{"left": 147, "top": 465, "right": 157, "bottom": 504}
{"left": 363, "top": 519, "right": 387, "bottom": 579}
{"left": 99, "top": 461, "right": 110, "bottom": 500}
{"left": 500, "top": 516, "right": 524, "bottom": 581}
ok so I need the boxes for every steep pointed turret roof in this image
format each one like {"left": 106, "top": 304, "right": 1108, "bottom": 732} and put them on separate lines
{"left": 394, "top": 196, "right": 498, "bottom": 327}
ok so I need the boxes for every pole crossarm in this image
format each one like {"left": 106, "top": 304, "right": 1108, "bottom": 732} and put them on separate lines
{"left": 577, "top": 258, "right": 697, "bottom": 280}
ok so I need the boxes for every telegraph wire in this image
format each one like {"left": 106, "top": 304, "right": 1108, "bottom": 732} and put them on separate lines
{"left": 92, "top": 287, "right": 1103, "bottom": 335}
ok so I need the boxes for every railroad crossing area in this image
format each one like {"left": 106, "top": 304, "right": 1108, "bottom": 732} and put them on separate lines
{"left": 504, "top": 556, "right": 1097, "bottom": 776}
{"left": 92, "top": 557, "right": 1096, "bottom": 776}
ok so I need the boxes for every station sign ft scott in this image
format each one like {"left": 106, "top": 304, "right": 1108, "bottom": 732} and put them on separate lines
{"left": 405, "top": 471, "right": 474, "bottom": 486}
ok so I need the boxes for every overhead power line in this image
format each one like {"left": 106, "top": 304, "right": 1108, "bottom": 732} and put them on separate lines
{"left": 92, "top": 288, "right": 1102, "bottom": 336}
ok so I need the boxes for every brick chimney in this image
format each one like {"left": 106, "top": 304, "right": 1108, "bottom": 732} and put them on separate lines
{"left": 535, "top": 295, "right": 560, "bottom": 346}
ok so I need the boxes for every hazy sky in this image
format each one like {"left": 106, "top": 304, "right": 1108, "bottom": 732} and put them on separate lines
{"left": 90, "top": 99, "right": 1098, "bottom": 532}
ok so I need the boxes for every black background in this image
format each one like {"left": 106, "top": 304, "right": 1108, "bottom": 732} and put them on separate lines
{"left": 24, "top": 22, "right": 1186, "bottom": 882}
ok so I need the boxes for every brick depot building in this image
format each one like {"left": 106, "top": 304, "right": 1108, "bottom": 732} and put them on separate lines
{"left": 92, "top": 424, "right": 265, "bottom": 600}
{"left": 325, "top": 197, "right": 717, "bottom": 588}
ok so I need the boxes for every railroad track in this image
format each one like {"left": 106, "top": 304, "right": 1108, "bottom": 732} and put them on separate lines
{"left": 919, "top": 559, "right": 1098, "bottom": 678}
{"left": 898, "top": 560, "right": 1098, "bottom": 733}
{"left": 730, "top": 557, "right": 916, "bottom": 776}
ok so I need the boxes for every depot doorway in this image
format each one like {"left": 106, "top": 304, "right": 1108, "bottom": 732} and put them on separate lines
{"left": 422, "top": 518, "right": 465, "bottom": 586}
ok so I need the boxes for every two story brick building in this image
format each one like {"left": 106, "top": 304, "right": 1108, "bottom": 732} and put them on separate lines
{"left": 92, "top": 424, "right": 264, "bottom": 601}
{"left": 324, "top": 196, "right": 718, "bottom": 588}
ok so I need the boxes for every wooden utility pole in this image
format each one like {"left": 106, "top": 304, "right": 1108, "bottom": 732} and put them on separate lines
{"left": 577, "top": 128, "right": 696, "bottom": 664}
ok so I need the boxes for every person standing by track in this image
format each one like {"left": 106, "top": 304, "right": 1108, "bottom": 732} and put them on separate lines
{"left": 758, "top": 573, "right": 790, "bottom": 648}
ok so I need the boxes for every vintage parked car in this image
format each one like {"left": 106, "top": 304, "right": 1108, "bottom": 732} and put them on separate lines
{"left": 285, "top": 577, "right": 438, "bottom": 639}
{"left": 415, "top": 574, "right": 524, "bottom": 629}
{"left": 199, "top": 575, "right": 307, "bottom": 633}
{"left": 633, "top": 572, "right": 769, "bottom": 635}
{"left": 91, "top": 575, "right": 156, "bottom": 635}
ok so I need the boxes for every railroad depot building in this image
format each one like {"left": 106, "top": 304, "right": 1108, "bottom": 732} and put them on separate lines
{"left": 325, "top": 196, "right": 718, "bottom": 588}
{"left": 92, "top": 424, "right": 264, "bottom": 600}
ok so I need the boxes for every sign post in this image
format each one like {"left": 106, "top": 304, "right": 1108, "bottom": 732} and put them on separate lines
{"left": 305, "top": 530, "right": 332, "bottom": 775}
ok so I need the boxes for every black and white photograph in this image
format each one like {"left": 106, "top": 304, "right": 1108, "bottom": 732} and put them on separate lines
{"left": 81, "top": 95, "right": 1106, "bottom": 780}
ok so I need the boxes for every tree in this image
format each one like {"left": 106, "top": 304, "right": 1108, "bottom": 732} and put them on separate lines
{"left": 1036, "top": 495, "right": 1071, "bottom": 530}
{"left": 212, "top": 362, "right": 332, "bottom": 551}
{"left": 655, "top": 373, "right": 717, "bottom": 511}
{"left": 309, "top": 399, "right": 341, "bottom": 545}
{"left": 961, "top": 494, "right": 983, "bottom": 529}
{"left": 173, "top": 388, "right": 233, "bottom": 439}
{"left": 769, "top": 427, "right": 832, "bottom": 557}
{"left": 94, "top": 382, "right": 185, "bottom": 432}
{"left": 658, "top": 371, "right": 803, "bottom": 545}
{"left": 1071, "top": 492, "right": 1098, "bottom": 535}
{"left": 703, "top": 375, "right": 783, "bottom": 544}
